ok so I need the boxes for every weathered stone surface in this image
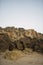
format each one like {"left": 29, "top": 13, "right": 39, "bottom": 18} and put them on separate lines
{"left": 0, "top": 27, "right": 43, "bottom": 53}
{"left": 0, "top": 33, "right": 11, "bottom": 51}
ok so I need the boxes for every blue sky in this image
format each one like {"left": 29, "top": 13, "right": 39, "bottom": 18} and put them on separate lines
{"left": 0, "top": 0, "right": 43, "bottom": 33}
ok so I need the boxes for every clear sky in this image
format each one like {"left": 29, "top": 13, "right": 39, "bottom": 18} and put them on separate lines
{"left": 0, "top": 0, "right": 43, "bottom": 33}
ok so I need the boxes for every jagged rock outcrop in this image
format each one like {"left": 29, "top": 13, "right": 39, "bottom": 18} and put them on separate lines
{"left": 0, "top": 27, "right": 43, "bottom": 41}
{"left": 0, "top": 27, "right": 43, "bottom": 53}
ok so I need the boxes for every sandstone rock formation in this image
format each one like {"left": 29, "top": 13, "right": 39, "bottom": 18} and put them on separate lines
{"left": 0, "top": 27, "right": 43, "bottom": 53}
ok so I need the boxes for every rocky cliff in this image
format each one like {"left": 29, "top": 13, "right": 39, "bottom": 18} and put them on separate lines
{"left": 0, "top": 27, "right": 43, "bottom": 53}
{"left": 0, "top": 27, "right": 43, "bottom": 41}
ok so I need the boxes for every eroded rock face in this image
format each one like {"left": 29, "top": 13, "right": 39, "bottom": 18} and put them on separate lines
{"left": 0, "top": 27, "right": 43, "bottom": 41}
{"left": 9, "top": 37, "right": 43, "bottom": 53}
{"left": 0, "top": 27, "right": 43, "bottom": 53}
{"left": 0, "top": 33, "right": 11, "bottom": 51}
